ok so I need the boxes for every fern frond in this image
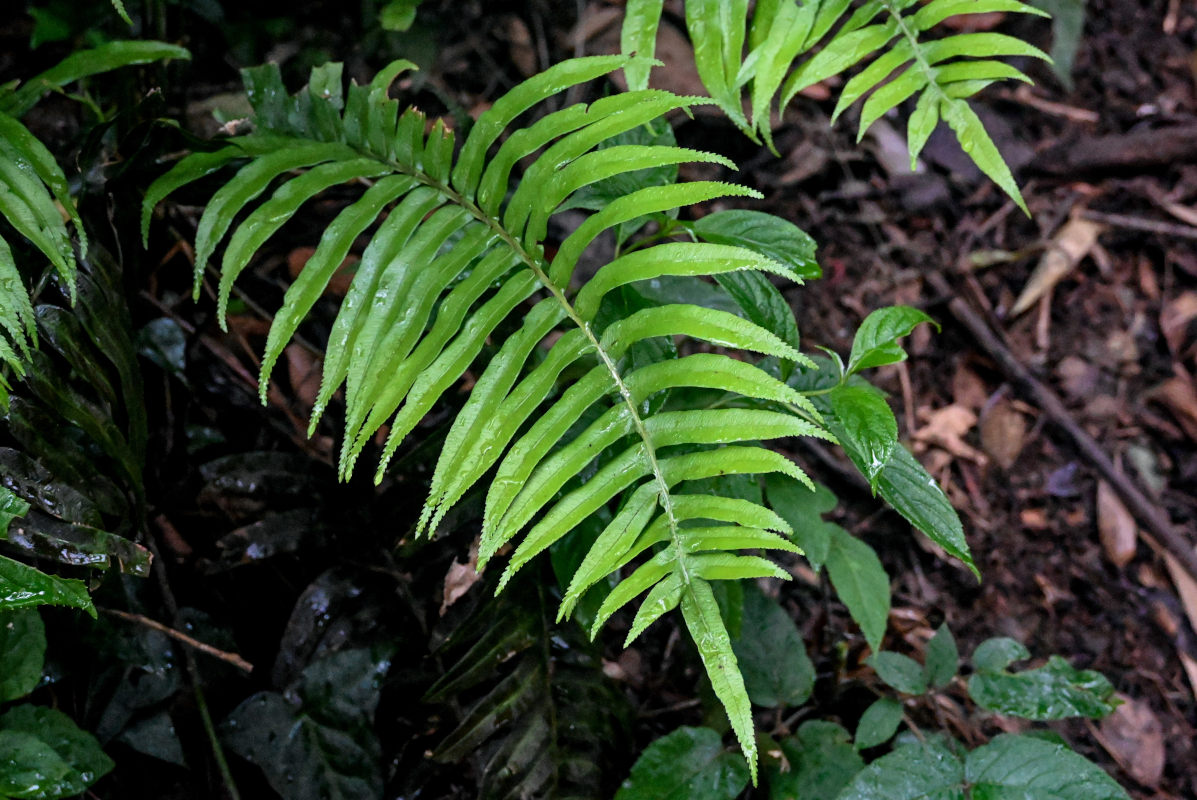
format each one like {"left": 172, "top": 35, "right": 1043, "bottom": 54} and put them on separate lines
{"left": 623, "top": 0, "right": 1051, "bottom": 211}
{"left": 0, "top": 41, "right": 189, "bottom": 379}
{"left": 145, "top": 55, "right": 839, "bottom": 779}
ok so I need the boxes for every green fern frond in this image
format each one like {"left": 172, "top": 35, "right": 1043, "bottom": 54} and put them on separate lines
{"left": 0, "top": 41, "right": 189, "bottom": 379}
{"left": 623, "top": 0, "right": 1050, "bottom": 212}
{"left": 144, "top": 55, "right": 839, "bottom": 779}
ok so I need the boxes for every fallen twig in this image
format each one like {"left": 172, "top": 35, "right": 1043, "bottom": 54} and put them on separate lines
{"left": 101, "top": 607, "right": 254, "bottom": 674}
{"left": 1077, "top": 210, "right": 1197, "bottom": 242}
{"left": 927, "top": 272, "right": 1197, "bottom": 583}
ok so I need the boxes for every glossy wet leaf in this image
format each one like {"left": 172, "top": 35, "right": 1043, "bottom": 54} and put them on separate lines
{"left": 615, "top": 726, "right": 749, "bottom": 800}
{"left": 846, "top": 306, "right": 937, "bottom": 376}
{"left": 968, "top": 651, "right": 1118, "bottom": 720}
{"left": 874, "top": 446, "right": 974, "bottom": 575}
{"left": 731, "top": 584, "right": 814, "bottom": 708}
{"left": 824, "top": 526, "right": 889, "bottom": 653}
{"left": 828, "top": 384, "right": 897, "bottom": 489}
{"left": 115, "top": 712, "right": 186, "bottom": 767}
{"left": 965, "top": 733, "right": 1130, "bottom": 799}
{"left": 0, "top": 608, "right": 45, "bottom": 704}
{"left": 3, "top": 512, "right": 152, "bottom": 576}
{"left": 223, "top": 645, "right": 393, "bottom": 800}
{"left": 0, "top": 705, "right": 114, "bottom": 800}
{"left": 870, "top": 651, "right": 927, "bottom": 695}
{"left": 0, "top": 555, "right": 94, "bottom": 617}
{"left": 1, "top": 487, "right": 30, "bottom": 538}
{"left": 769, "top": 720, "right": 864, "bottom": 800}
{"left": 854, "top": 697, "right": 903, "bottom": 751}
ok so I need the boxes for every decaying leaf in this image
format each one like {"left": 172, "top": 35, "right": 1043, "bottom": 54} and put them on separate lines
{"left": 440, "top": 537, "right": 481, "bottom": 616}
{"left": 912, "top": 404, "right": 986, "bottom": 464}
{"left": 1096, "top": 481, "right": 1137, "bottom": 568}
{"left": 1160, "top": 291, "right": 1197, "bottom": 356}
{"left": 979, "top": 399, "right": 1027, "bottom": 470}
{"left": 1148, "top": 373, "right": 1197, "bottom": 441}
{"left": 1095, "top": 695, "right": 1165, "bottom": 788}
{"left": 1011, "top": 216, "right": 1103, "bottom": 317}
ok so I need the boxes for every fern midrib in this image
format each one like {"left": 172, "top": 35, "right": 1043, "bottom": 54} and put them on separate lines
{"left": 357, "top": 141, "right": 692, "bottom": 587}
{"left": 880, "top": 0, "right": 950, "bottom": 109}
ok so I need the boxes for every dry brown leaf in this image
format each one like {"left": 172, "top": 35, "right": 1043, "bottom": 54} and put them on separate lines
{"left": 1055, "top": 355, "right": 1099, "bottom": 400}
{"left": 287, "top": 246, "right": 356, "bottom": 296}
{"left": 505, "top": 16, "right": 537, "bottom": 77}
{"left": 440, "top": 538, "right": 481, "bottom": 616}
{"left": 913, "top": 404, "right": 987, "bottom": 464}
{"left": 285, "top": 344, "right": 322, "bottom": 412}
{"left": 1149, "top": 373, "right": 1197, "bottom": 441}
{"left": 1011, "top": 216, "right": 1103, "bottom": 316}
{"left": 979, "top": 399, "right": 1027, "bottom": 469}
{"left": 951, "top": 363, "right": 989, "bottom": 411}
{"left": 941, "top": 11, "right": 1006, "bottom": 30}
{"left": 1096, "top": 480, "right": 1137, "bottom": 567}
{"left": 1095, "top": 696, "right": 1165, "bottom": 788}
{"left": 1160, "top": 291, "right": 1197, "bottom": 355}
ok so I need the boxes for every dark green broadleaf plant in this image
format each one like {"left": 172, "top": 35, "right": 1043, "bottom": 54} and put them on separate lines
{"left": 0, "top": 607, "right": 113, "bottom": 798}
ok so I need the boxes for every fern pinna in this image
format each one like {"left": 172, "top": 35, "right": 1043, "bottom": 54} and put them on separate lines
{"left": 143, "top": 55, "right": 851, "bottom": 776}
{"left": 623, "top": 0, "right": 1050, "bottom": 211}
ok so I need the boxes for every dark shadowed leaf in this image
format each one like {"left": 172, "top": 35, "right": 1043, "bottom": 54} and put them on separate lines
{"left": 854, "top": 697, "right": 903, "bottom": 751}
{"left": 924, "top": 624, "right": 958, "bottom": 688}
{"left": 824, "top": 526, "right": 889, "bottom": 653}
{"left": 732, "top": 585, "right": 814, "bottom": 708}
{"left": 0, "top": 705, "right": 114, "bottom": 799}
{"left": 615, "top": 726, "right": 749, "bottom": 800}
{"left": 692, "top": 210, "right": 820, "bottom": 279}
{"left": 769, "top": 720, "right": 863, "bottom": 800}
{"left": 870, "top": 651, "right": 927, "bottom": 695}
{"left": 0, "top": 608, "right": 45, "bottom": 704}
{"left": 764, "top": 476, "right": 837, "bottom": 571}
{"left": 223, "top": 645, "right": 393, "bottom": 800}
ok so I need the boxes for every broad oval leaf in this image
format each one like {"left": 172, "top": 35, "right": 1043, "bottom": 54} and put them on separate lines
{"left": 731, "top": 584, "right": 814, "bottom": 708}
{"left": 854, "top": 697, "right": 903, "bottom": 751}
{"left": 964, "top": 733, "right": 1130, "bottom": 800}
{"left": 615, "top": 726, "right": 749, "bottom": 800}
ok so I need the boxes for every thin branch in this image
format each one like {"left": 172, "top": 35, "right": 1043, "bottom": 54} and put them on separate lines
{"left": 100, "top": 607, "right": 254, "bottom": 674}
{"left": 927, "top": 272, "right": 1197, "bottom": 583}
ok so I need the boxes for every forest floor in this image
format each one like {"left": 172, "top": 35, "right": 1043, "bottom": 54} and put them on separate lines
{"left": 5, "top": 0, "right": 1197, "bottom": 797}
